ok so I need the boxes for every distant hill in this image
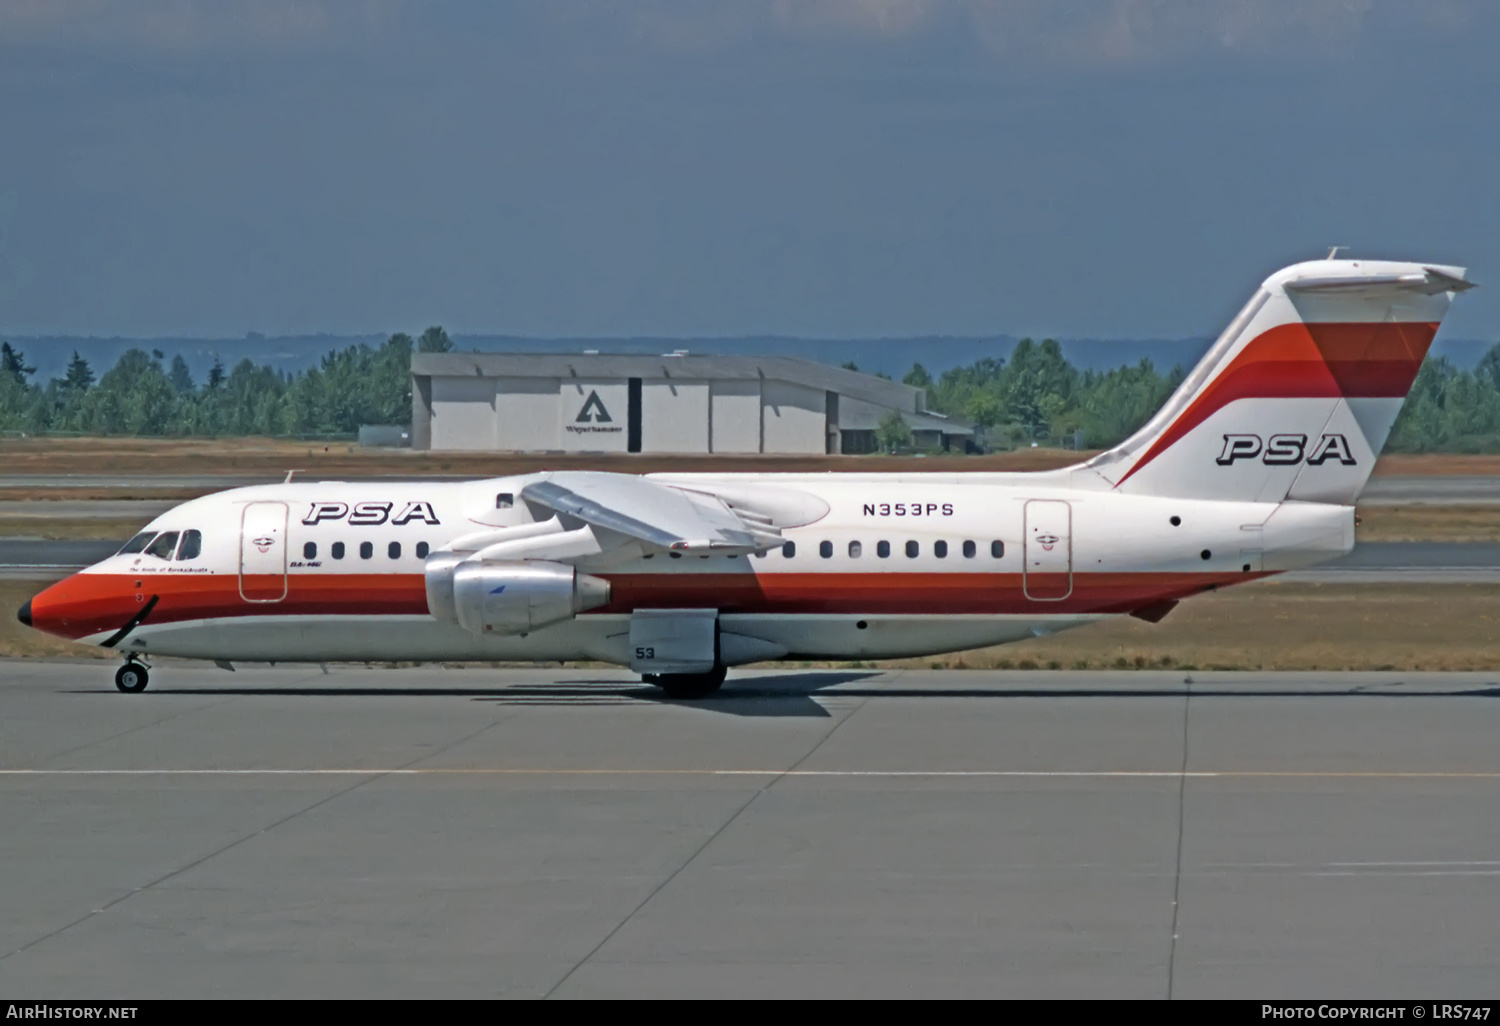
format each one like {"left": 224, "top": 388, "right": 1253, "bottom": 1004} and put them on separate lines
{"left": 5, "top": 332, "right": 1493, "bottom": 386}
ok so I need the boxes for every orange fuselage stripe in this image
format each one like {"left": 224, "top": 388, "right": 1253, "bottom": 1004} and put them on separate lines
{"left": 26, "top": 569, "right": 1258, "bottom": 640}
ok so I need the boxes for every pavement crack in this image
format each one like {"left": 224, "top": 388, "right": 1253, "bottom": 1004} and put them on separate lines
{"left": 33, "top": 693, "right": 241, "bottom": 767}
{"left": 542, "top": 692, "right": 874, "bottom": 999}
{"left": 0, "top": 709, "right": 519, "bottom": 965}
{"left": 1166, "top": 676, "right": 1191, "bottom": 999}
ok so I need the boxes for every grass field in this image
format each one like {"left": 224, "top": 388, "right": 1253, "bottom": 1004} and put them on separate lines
{"left": 3, "top": 436, "right": 1497, "bottom": 478}
{"left": 0, "top": 436, "right": 1091, "bottom": 477}
{"left": 5, "top": 577, "right": 1499, "bottom": 671}
{"left": 1354, "top": 505, "right": 1500, "bottom": 542}
{"left": 0, "top": 518, "right": 156, "bottom": 541}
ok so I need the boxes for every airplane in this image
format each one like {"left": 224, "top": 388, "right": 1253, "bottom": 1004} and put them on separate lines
{"left": 17, "top": 257, "right": 1474, "bottom": 698}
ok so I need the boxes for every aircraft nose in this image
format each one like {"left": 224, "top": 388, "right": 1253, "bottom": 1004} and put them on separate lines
{"left": 17, "top": 599, "right": 32, "bottom": 627}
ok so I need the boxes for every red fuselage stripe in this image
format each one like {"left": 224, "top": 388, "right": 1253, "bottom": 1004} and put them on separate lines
{"left": 26, "top": 570, "right": 1258, "bottom": 641}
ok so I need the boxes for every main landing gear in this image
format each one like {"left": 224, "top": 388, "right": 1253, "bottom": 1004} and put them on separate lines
{"left": 644, "top": 665, "right": 727, "bottom": 700}
{"left": 115, "top": 657, "right": 150, "bottom": 694}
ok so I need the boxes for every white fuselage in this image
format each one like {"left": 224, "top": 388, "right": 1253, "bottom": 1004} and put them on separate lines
{"left": 28, "top": 472, "right": 1353, "bottom": 666}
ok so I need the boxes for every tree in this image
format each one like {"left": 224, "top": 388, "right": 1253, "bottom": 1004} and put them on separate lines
{"left": 876, "top": 410, "right": 910, "bottom": 453}
{"left": 80, "top": 349, "right": 178, "bottom": 435}
{"left": 963, "top": 392, "right": 1004, "bottom": 429}
{"left": 417, "top": 326, "right": 453, "bottom": 353}
{"left": 62, "top": 351, "right": 94, "bottom": 391}
{"left": 168, "top": 354, "right": 194, "bottom": 393}
{"left": 206, "top": 358, "right": 226, "bottom": 390}
{"left": 1477, "top": 342, "right": 1500, "bottom": 392}
{"left": 1, "top": 342, "right": 34, "bottom": 385}
{"left": 840, "top": 360, "right": 859, "bottom": 372}
{"left": 903, "top": 363, "right": 932, "bottom": 388}
{"left": 1000, "top": 337, "right": 1075, "bottom": 432}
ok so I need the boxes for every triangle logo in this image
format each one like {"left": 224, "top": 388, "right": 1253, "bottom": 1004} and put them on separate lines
{"left": 576, "top": 391, "right": 613, "bottom": 423}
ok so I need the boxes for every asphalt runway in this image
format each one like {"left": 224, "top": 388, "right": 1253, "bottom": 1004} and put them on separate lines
{"left": 3, "top": 662, "right": 1499, "bottom": 998}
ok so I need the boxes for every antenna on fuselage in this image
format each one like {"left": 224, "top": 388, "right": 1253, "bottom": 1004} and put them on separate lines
{"left": 1326, "top": 245, "right": 1348, "bottom": 260}
{"left": 285, "top": 469, "right": 301, "bottom": 483}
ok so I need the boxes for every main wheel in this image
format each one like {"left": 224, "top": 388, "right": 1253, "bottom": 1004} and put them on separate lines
{"left": 655, "top": 665, "right": 727, "bottom": 700}
{"left": 115, "top": 663, "right": 149, "bottom": 693}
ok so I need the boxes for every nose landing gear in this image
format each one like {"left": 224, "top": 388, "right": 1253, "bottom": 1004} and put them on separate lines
{"left": 115, "top": 657, "right": 150, "bottom": 694}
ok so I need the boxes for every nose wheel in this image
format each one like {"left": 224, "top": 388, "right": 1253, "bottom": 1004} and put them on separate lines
{"left": 115, "top": 659, "right": 150, "bottom": 693}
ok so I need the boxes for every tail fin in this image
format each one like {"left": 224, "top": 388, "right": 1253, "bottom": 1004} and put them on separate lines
{"left": 1082, "top": 258, "right": 1474, "bottom": 503}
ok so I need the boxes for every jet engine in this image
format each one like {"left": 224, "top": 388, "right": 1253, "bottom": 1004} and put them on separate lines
{"left": 426, "top": 558, "right": 611, "bottom": 636}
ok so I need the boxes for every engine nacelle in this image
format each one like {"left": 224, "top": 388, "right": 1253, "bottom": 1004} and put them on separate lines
{"left": 423, "top": 552, "right": 467, "bottom": 625}
{"left": 440, "top": 560, "right": 611, "bottom": 636}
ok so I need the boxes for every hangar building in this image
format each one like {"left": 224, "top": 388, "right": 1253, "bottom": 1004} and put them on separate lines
{"left": 410, "top": 352, "right": 973, "bottom": 455}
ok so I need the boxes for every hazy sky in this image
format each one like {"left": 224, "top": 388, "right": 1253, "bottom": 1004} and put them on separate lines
{"left": 1, "top": 0, "right": 1497, "bottom": 340}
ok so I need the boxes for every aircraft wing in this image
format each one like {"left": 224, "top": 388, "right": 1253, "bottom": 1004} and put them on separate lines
{"left": 521, "top": 472, "right": 784, "bottom": 554}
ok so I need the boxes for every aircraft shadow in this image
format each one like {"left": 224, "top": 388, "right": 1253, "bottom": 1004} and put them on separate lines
{"left": 103, "top": 671, "right": 883, "bottom": 719}
{"left": 68, "top": 674, "right": 1500, "bottom": 718}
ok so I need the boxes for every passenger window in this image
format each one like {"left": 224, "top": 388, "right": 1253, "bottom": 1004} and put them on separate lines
{"left": 934, "top": 540, "right": 948, "bottom": 558}
{"left": 145, "top": 532, "right": 179, "bottom": 560}
{"left": 819, "top": 541, "right": 833, "bottom": 559}
{"left": 359, "top": 541, "right": 373, "bottom": 559}
{"left": 963, "top": 540, "right": 976, "bottom": 559}
{"left": 496, "top": 493, "right": 514, "bottom": 509}
{"left": 176, "top": 530, "right": 202, "bottom": 561}
{"left": 905, "top": 540, "right": 919, "bottom": 558}
{"left": 303, "top": 542, "right": 317, "bottom": 560}
{"left": 332, "top": 542, "right": 345, "bottom": 560}
{"left": 416, "top": 542, "right": 429, "bottom": 559}
{"left": 783, "top": 541, "right": 796, "bottom": 558}
{"left": 388, "top": 541, "right": 401, "bottom": 559}
{"left": 991, "top": 541, "right": 1005, "bottom": 558}
{"left": 119, "top": 532, "right": 156, "bottom": 555}
{"left": 848, "top": 540, "right": 862, "bottom": 558}
{"left": 877, "top": 540, "right": 891, "bottom": 558}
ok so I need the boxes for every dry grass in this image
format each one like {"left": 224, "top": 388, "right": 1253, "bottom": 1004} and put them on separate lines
{"left": 1, "top": 436, "right": 1495, "bottom": 480}
{"left": 1355, "top": 505, "right": 1500, "bottom": 542}
{"left": 0, "top": 518, "right": 145, "bottom": 541}
{"left": 0, "top": 436, "right": 1088, "bottom": 477}
{"left": 1369, "top": 454, "right": 1500, "bottom": 477}
{"left": 6, "top": 576, "right": 1500, "bottom": 670}
{"left": 889, "top": 581, "right": 1500, "bottom": 672}
{"left": 0, "top": 488, "right": 210, "bottom": 502}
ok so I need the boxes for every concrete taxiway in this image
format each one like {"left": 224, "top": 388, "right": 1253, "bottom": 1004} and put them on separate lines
{"left": 2, "top": 662, "right": 1498, "bottom": 998}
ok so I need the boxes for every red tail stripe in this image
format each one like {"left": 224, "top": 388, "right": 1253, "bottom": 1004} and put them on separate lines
{"left": 1115, "top": 320, "right": 1437, "bottom": 487}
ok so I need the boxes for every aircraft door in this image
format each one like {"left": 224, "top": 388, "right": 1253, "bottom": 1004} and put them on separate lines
{"left": 1023, "top": 500, "right": 1072, "bottom": 601}
{"left": 240, "top": 501, "right": 289, "bottom": 602}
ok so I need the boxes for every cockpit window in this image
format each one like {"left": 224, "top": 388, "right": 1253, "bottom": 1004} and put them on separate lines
{"left": 176, "top": 530, "right": 202, "bottom": 561}
{"left": 145, "top": 531, "right": 180, "bottom": 560}
{"left": 118, "top": 532, "right": 156, "bottom": 555}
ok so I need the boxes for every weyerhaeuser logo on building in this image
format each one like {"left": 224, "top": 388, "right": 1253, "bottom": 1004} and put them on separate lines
{"left": 567, "top": 390, "right": 622, "bottom": 434}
